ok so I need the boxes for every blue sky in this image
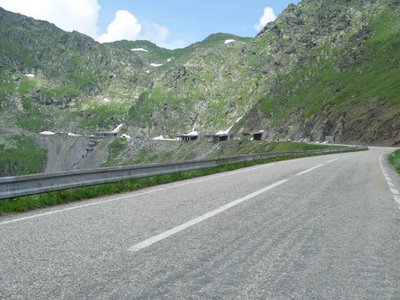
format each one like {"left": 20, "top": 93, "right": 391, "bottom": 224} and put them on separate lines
{"left": 97, "top": 0, "right": 300, "bottom": 45}
{"left": 0, "top": 0, "right": 300, "bottom": 48}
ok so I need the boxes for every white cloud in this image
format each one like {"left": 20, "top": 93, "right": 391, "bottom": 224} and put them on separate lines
{"left": 140, "top": 23, "right": 189, "bottom": 49}
{"left": 98, "top": 10, "right": 142, "bottom": 43}
{"left": 141, "top": 23, "right": 170, "bottom": 47}
{"left": 0, "top": 0, "right": 186, "bottom": 48}
{"left": 0, "top": 0, "right": 101, "bottom": 38}
{"left": 162, "top": 39, "right": 190, "bottom": 50}
{"left": 255, "top": 7, "right": 277, "bottom": 32}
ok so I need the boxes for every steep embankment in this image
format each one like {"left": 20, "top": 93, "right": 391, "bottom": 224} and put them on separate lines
{"left": 102, "top": 139, "right": 341, "bottom": 167}
{"left": 34, "top": 135, "right": 111, "bottom": 173}
{"left": 239, "top": 0, "right": 400, "bottom": 145}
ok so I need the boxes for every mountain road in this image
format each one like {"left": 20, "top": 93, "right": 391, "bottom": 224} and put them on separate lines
{"left": 0, "top": 147, "right": 399, "bottom": 299}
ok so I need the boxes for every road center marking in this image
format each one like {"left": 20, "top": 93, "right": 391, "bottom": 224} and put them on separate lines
{"left": 295, "top": 164, "right": 324, "bottom": 176}
{"left": 327, "top": 158, "right": 340, "bottom": 163}
{"left": 127, "top": 179, "right": 288, "bottom": 252}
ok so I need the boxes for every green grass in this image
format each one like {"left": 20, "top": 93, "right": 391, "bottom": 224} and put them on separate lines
{"left": 41, "top": 86, "right": 80, "bottom": 99}
{"left": 0, "top": 69, "right": 16, "bottom": 110}
{"left": 256, "top": 8, "right": 400, "bottom": 126}
{"left": 102, "top": 139, "right": 128, "bottom": 167}
{"left": 16, "top": 111, "right": 44, "bottom": 132}
{"left": 107, "top": 141, "right": 342, "bottom": 167}
{"left": 111, "top": 40, "right": 181, "bottom": 61}
{"left": 112, "top": 33, "right": 253, "bottom": 63}
{"left": 77, "top": 102, "right": 127, "bottom": 130}
{"left": 0, "top": 136, "right": 47, "bottom": 177}
{"left": 389, "top": 149, "right": 400, "bottom": 173}
{"left": 0, "top": 148, "right": 365, "bottom": 215}
{"left": 15, "top": 103, "right": 56, "bottom": 132}
{"left": 18, "top": 77, "right": 36, "bottom": 95}
{"left": 267, "top": 142, "right": 340, "bottom": 152}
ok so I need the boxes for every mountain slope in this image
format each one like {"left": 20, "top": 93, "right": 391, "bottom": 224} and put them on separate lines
{"left": 0, "top": 7, "right": 256, "bottom": 136}
{"left": 126, "top": 33, "right": 257, "bottom": 137}
{"left": 0, "top": 0, "right": 400, "bottom": 176}
{"left": 238, "top": 0, "right": 400, "bottom": 144}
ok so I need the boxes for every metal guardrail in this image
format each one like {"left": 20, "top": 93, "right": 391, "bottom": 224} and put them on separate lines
{"left": 0, "top": 147, "right": 367, "bottom": 200}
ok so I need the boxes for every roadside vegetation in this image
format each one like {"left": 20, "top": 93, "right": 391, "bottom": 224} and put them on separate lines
{"left": 0, "top": 147, "right": 365, "bottom": 215}
{"left": 389, "top": 149, "right": 400, "bottom": 172}
{"left": 0, "top": 135, "right": 47, "bottom": 177}
{"left": 104, "top": 140, "right": 342, "bottom": 167}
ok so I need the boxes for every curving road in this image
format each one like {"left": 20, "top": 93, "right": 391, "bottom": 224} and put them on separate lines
{"left": 0, "top": 147, "right": 399, "bottom": 299}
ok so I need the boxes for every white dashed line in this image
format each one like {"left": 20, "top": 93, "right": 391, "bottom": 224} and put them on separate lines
{"left": 129, "top": 159, "right": 335, "bottom": 252}
{"left": 379, "top": 155, "right": 400, "bottom": 210}
{"left": 128, "top": 179, "right": 289, "bottom": 252}
{"left": 0, "top": 163, "right": 276, "bottom": 227}
{"left": 0, "top": 154, "right": 341, "bottom": 227}
{"left": 295, "top": 164, "right": 325, "bottom": 176}
{"left": 1, "top": 155, "right": 341, "bottom": 227}
{"left": 327, "top": 158, "right": 340, "bottom": 164}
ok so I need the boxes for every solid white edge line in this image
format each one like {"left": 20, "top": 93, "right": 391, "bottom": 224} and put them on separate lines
{"left": 295, "top": 164, "right": 325, "bottom": 176}
{"left": 387, "top": 181, "right": 396, "bottom": 188}
{"left": 127, "top": 179, "right": 289, "bottom": 252}
{"left": 379, "top": 155, "right": 400, "bottom": 210}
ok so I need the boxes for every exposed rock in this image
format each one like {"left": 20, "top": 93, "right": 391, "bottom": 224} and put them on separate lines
{"left": 0, "top": 0, "right": 400, "bottom": 173}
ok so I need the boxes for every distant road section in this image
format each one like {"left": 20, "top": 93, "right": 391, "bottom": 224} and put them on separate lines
{"left": 1, "top": 147, "right": 399, "bottom": 299}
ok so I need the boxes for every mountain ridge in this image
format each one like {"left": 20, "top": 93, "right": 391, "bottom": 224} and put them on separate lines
{"left": 1, "top": 0, "right": 400, "bottom": 174}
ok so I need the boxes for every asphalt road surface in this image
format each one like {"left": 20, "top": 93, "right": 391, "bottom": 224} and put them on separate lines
{"left": 1, "top": 147, "right": 400, "bottom": 299}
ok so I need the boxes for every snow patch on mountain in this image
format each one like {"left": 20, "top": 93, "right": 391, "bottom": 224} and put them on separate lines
{"left": 131, "top": 48, "right": 148, "bottom": 52}
{"left": 224, "top": 39, "right": 236, "bottom": 45}
{"left": 40, "top": 131, "right": 55, "bottom": 135}
{"left": 112, "top": 124, "right": 123, "bottom": 133}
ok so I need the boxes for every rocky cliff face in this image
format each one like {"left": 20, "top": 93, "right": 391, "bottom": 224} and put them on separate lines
{"left": 0, "top": 0, "right": 400, "bottom": 149}
{"left": 239, "top": 0, "right": 400, "bottom": 145}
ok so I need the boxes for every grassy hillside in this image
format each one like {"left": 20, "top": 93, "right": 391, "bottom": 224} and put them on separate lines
{"left": 127, "top": 33, "right": 257, "bottom": 136}
{"left": 0, "top": 135, "right": 47, "bottom": 176}
{"left": 1, "top": 0, "right": 400, "bottom": 176}
{"left": 2, "top": 1, "right": 399, "bottom": 145}
{"left": 242, "top": 0, "right": 400, "bottom": 145}
{"left": 102, "top": 140, "right": 341, "bottom": 167}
